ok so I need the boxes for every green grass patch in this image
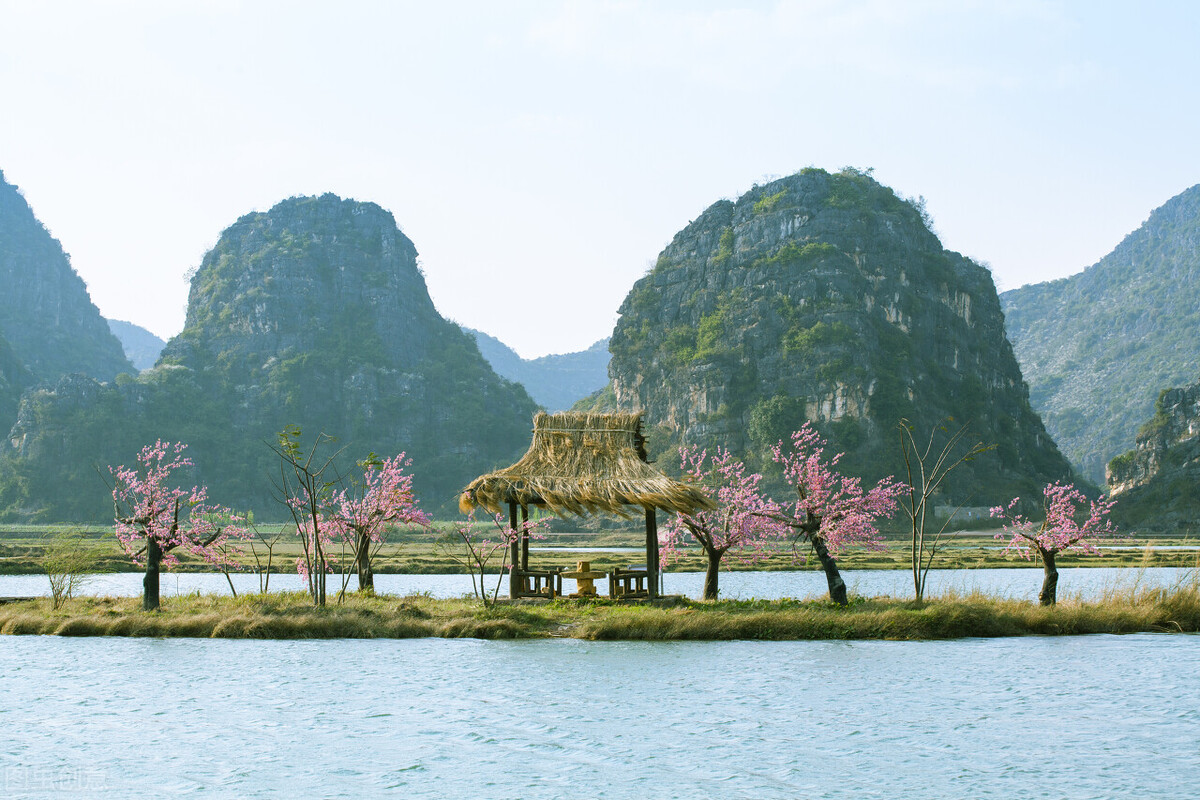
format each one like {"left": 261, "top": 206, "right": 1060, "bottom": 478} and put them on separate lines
{"left": 2, "top": 576, "right": 1198, "bottom": 641}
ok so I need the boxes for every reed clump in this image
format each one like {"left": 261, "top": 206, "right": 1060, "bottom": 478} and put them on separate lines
{"left": 2, "top": 576, "right": 1198, "bottom": 640}
{"left": 0, "top": 592, "right": 525, "bottom": 640}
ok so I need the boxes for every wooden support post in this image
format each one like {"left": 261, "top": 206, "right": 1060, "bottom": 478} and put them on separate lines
{"left": 509, "top": 501, "right": 519, "bottom": 598}
{"left": 645, "top": 505, "right": 659, "bottom": 599}
{"left": 521, "top": 505, "right": 530, "bottom": 571}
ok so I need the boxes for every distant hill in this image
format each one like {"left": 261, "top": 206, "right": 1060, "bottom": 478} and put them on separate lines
{"left": 1001, "top": 184, "right": 1200, "bottom": 484}
{"left": 467, "top": 329, "right": 610, "bottom": 412}
{"left": 4, "top": 193, "right": 537, "bottom": 520}
{"left": 590, "top": 167, "right": 1070, "bottom": 504}
{"left": 106, "top": 319, "right": 166, "bottom": 371}
{"left": 0, "top": 169, "right": 132, "bottom": 385}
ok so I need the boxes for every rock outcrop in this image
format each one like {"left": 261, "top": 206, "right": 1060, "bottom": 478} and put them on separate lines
{"left": 1001, "top": 184, "right": 1200, "bottom": 484}
{"left": 598, "top": 167, "right": 1071, "bottom": 502}
{"left": 1106, "top": 382, "right": 1200, "bottom": 531}
{"left": 0, "top": 332, "right": 32, "bottom": 429}
{"left": 5, "top": 194, "right": 537, "bottom": 520}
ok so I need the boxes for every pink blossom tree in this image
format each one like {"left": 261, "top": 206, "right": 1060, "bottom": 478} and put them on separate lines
{"left": 991, "top": 482, "right": 1120, "bottom": 605}
{"left": 110, "top": 440, "right": 248, "bottom": 610}
{"left": 660, "top": 446, "right": 784, "bottom": 601}
{"left": 326, "top": 453, "right": 431, "bottom": 593}
{"left": 769, "top": 424, "right": 905, "bottom": 605}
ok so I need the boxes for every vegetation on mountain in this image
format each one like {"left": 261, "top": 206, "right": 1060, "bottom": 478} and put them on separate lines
{"left": 1001, "top": 183, "right": 1200, "bottom": 483}
{"left": 1, "top": 194, "right": 537, "bottom": 521}
{"left": 0, "top": 170, "right": 132, "bottom": 386}
{"left": 1106, "top": 381, "right": 1200, "bottom": 532}
{"left": 0, "top": 332, "right": 32, "bottom": 431}
{"left": 593, "top": 167, "right": 1071, "bottom": 504}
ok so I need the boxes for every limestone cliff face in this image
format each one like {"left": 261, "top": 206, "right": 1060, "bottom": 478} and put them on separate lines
{"left": 154, "top": 194, "right": 511, "bottom": 446}
{"left": 604, "top": 168, "right": 1070, "bottom": 502}
{"left": 0, "top": 332, "right": 32, "bottom": 428}
{"left": 1108, "top": 385, "right": 1200, "bottom": 494}
{"left": 162, "top": 194, "right": 440, "bottom": 375}
{"left": 1106, "top": 383, "right": 1200, "bottom": 530}
{"left": 0, "top": 170, "right": 132, "bottom": 384}
{"left": 5, "top": 193, "right": 536, "bottom": 519}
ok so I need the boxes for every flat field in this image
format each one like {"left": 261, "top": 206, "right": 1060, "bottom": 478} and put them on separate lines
{"left": 1, "top": 523, "right": 1197, "bottom": 575}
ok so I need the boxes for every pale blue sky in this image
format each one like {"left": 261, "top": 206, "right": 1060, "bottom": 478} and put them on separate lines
{"left": 2, "top": 1, "right": 1198, "bottom": 357}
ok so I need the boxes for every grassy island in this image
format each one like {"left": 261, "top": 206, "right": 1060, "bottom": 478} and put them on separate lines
{"left": 2, "top": 581, "right": 1197, "bottom": 641}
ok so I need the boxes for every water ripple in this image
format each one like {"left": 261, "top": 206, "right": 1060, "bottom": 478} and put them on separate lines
{"left": 0, "top": 636, "right": 1198, "bottom": 798}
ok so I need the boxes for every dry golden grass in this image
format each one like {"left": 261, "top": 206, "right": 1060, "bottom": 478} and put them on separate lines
{"left": 2, "top": 570, "right": 1197, "bottom": 641}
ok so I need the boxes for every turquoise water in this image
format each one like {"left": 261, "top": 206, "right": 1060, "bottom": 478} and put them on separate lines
{"left": 1, "top": 635, "right": 1198, "bottom": 798}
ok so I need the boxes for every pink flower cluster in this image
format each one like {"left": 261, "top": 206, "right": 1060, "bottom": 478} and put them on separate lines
{"left": 291, "top": 453, "right": 430, "bottom": 579}
{"left": 110, "top": 440, "right": 249, "bottom": 568}
{"left": 772, "top": 424, "right": 905, "bottom": 553}
{"left": 991, "top": 482, "right": 1119, "bottom": 558}
{"left": 324, "top": 454, "right": 432, "bottom": 546}
{"left": 659, "top": 446, "right": 784, "bottom": 566}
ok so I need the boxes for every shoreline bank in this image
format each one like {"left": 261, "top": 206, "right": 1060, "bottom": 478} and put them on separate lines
{"left": 2, "top": 588, "right": 1197, "bottom": 641}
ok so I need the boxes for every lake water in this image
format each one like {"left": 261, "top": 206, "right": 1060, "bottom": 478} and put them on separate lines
{"left": 1, "top": 634, "right": 1197, "bottom": 798}
{"left": 1, "top": 566, "right": 1195, "bottom": 603}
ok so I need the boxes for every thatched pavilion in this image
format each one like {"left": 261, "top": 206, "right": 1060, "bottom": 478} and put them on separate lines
{"left": 459, "top": 411, "right": 714, "bottom": 599}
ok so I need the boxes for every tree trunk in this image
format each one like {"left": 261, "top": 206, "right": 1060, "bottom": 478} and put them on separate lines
{"left": 1039, "top": 548, "right": 1059, "bottom": 606}
{"left": 355, "top": 528, "right": 374, "bottom": 592}
{"left": 811, "top": 536, "right": 848, "bottom": 606}
{"left": 703, "top": 547, "right": 725, "bottom": 601}
{"left": 143, "top": 537, "right": 162, "bottom": 611}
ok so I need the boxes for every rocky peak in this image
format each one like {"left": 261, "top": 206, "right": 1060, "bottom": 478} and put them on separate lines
{"left": 1107, "top": 383, "right": 1200, "bottom": 495}
{"left": 163, "top": 193, "right": 438, "bottom": 374}
{"left": 604, "top": 167, "right": 1070, "bottom": 502}
{"left": 3, "top": 191, "right": 537, "bottom": 520}
{"left": 0, "top": 169, "right": 132, "bottom": 383}
{"left": 468, "top": 329, "right": 612, "bottom": 412}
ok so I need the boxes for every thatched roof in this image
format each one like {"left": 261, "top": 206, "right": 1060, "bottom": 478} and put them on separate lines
{"left": 459, "top": 411, "right": 714, "bottom": 517}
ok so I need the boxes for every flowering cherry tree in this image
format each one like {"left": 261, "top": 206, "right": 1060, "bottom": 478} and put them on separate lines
{"left": 326, "top": 453, "right": 430, "bottom": 592}
{"left": 769, "top": 424, "right": 905, "bottom": 605}
{"left": 991, "top": 482, "right": 1120, "bottom": 605}
{"left": 660, "top": 446, "right": 783, "bottom": 601}
{"left": 110, "top": 441, "right": 248, "bottom": 610}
